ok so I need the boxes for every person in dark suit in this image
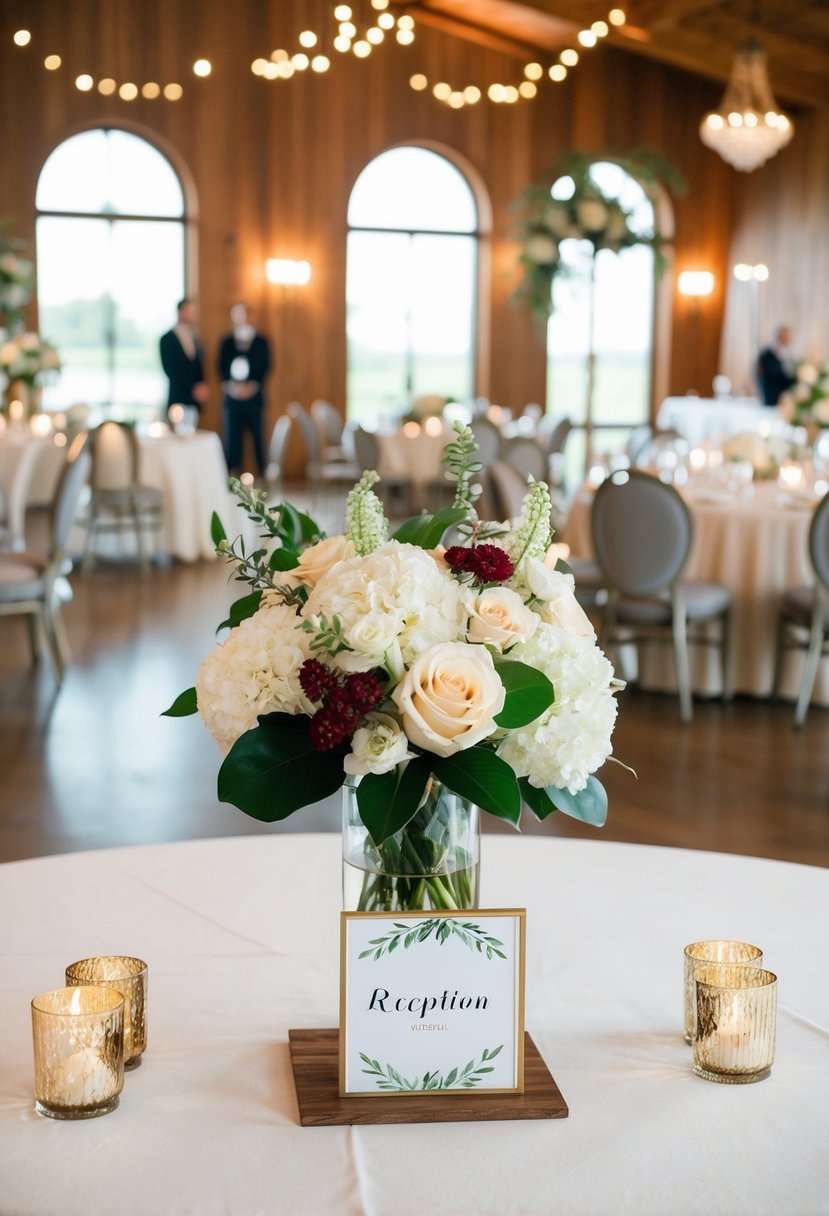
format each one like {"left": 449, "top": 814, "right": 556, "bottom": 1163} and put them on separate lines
{"left": 159, "top": 298, "right": 208, "bottom": 416}
{"left": 218, "top": 303, "right": 272, "bottom": 476}
{"left": 757, "top": 324, "right": 796, "bottom": 406}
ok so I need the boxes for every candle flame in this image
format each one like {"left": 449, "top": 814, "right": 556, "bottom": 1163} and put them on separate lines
{"left": 69, "top": 988, "right": 82, "bottom": 1014}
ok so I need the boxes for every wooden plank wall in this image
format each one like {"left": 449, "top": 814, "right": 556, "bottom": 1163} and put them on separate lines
{"left": 0, "top": 0, "right": 743, "bottom": 450}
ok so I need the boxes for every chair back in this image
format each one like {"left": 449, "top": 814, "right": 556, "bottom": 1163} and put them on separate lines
{"left": 311, "top": 400, "right": 344, "bottom": 448}
{"left": 591, "top": 470, "right": 692, "bottom": 596}
{"left": 470, "top": 417, "right": 501, "bottom": 465}
{"left": 503, "top": 436, "right": 548, "bottom": 483}
{"left": 287, "top": 402, "right": 322, "bottom": 470}
{"left": 546, "top": 417, "right": 572, "bottom": 456}
{"left": 51, "top": 432, "right": 92, "bottom": 558}
{"left": 809, "top": 489, "right": 829, "bottom": 592}
{"left": 90, "top": 421, "right": 138, "bottom": 491}
{"left": 486, "top": 460, "right": 529, "bottom": 522}
{"left": 266, "top": 415, "right": 292, "bottom": 486}
{"left": 353, "top": 426, "right": 380, "bottom": 472}
{"left": 625, "top": 423, "right": 653, "bottom": 465}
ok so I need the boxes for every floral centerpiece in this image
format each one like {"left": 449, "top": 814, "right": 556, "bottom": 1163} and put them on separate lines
{"left": 778, "top": 360, "right": 829, "bottom": 429}
{"left": 0, "top": 219, "right": 34, "bottom": 332}
{"left": 166, "top": 425, "right": 621, "bottom": 910}
{"left": 0, "top": 332, "right": 61, "bottom": 415}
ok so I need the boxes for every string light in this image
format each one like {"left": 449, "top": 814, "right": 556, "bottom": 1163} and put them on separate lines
{"left": 44, "top": 54, "right": 61, "bottom": 70}
{"left": 98, "top": 77, "right": 116, "bottom": 95}
{"left": 75, "top": 74, "right": 93, "bottom": 91}
{"left": 13, "top": 30, "right": 31, "bottom": 46}
{"left": 163, "top": 82, "right": 183, "bottom": 100}
{"left": 193, "top": 59, "right": 211, "bottom": 77}
{"left": 407, "top": 2, "right": 619, "bottom": 108}
{"left": 119, "top": 82, "right": 138, "bottom": 100}
{"left": 142, "top": 82, "right": 161, "bottom": 98}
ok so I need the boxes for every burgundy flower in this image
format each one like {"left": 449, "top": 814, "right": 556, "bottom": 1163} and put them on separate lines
{"left": 309, "top": 707, "right": 348, "bottom": 751}
{"left": 470, "top": 544, "right": 514, "bottom": 584}
{"left": 299, "top": 658, "right": 336, "bottom": 702}
{"left": 345, "top": 672, "right": 384, "bottom": 713}
{"left": 444, "top": 545, "right": 475, "bottom": 572}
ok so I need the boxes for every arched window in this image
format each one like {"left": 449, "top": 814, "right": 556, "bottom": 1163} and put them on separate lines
{"left": 346, "top": 146, "right": 479, "bottom": 424}
{"left": 36, "top": 128, "right": 187, "bottom": 412}
{"left": 547, "top": 161, "right": 656, "bottom": 475}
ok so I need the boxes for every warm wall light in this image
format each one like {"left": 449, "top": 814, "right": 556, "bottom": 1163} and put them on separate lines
{"left": 678, "top": 271, "right": 715, "bottom": 297}
{"left": 734, "top": 262, "right": 769, "bottom": 282}
{"left": 266, "top": 258, "right": 312, "bottom": 286}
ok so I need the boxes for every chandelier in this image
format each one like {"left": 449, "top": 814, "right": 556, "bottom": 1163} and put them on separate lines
{"left": 700, "top": 39, "right": 793, "bottom": 172}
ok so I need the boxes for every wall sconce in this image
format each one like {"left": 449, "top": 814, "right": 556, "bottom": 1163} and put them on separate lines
{"left": 265, "top": 258, "right": 312, "bottom": 286}
{"left": 677, "top": 271, "right": 715, "bottom": 298}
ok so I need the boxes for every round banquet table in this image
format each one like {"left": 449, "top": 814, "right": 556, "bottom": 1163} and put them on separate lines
{"left": 376, "top": 423, "right": 454, "bottom": 487}
{"left": 656, "top": 397, "right": 770, "bottom": 447}
{"left": 0, "top": 834, "right": 826, "bottom": 1216}
{"left": 562, "top": 480, "right": 829, "bottom": 705}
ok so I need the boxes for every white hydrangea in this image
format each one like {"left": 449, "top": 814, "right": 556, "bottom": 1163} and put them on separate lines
{"left": 196, "top": 602, "right": 312, "bottom": 754}
{"left": 498, "top": 624, "right": 617, "bottom": 794}
{"left": 304, "top": 540, "right": 467, "bottom": 675}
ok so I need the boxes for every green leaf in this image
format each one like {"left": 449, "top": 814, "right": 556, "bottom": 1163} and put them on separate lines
{"left": 161, "top": 686, "right": 198, "bottom": 717}
{"left": 211, "top": 512, "right": 227, "bottom": 546}
{"left": 217, "top": 590, "right": 262, "bottom": 632}
{"left": 268, "top": 547, "right": 300, "bottom": 572}
{"left": 494, "top": 661, "right": 555, "bottom": 728}
{"left": 432, "top": 747, "right": 522, "bottom": 828}
{"left": 391, "top": 507, "right": 468, "bottom": 549}
{"left": 521, "top": 775, "right": 608, "bottom": 827}
{"left": 217, "top": 712, "right": 347, "bottom": 822}
{"left": 356, "top": 755, "right": 432, "bottom": 846}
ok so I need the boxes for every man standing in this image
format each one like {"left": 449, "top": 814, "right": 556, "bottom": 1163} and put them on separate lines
{"left": 757, "top": 324, "right": 796, "bottom": 406}
{"left": 159, "top": 298, "right": 208, "bottom": 416}
{"left": 218, "top": 302, "right": 272, "bottom": 476}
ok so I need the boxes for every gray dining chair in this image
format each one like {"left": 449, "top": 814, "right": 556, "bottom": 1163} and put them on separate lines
{"left": 287, "top": 402, "right": 359, "bottom": 510}
{"left": 353, "top": 426, "right": 409, "bottom": 515}
{"left": 265, "top": 415, "right": 292, "bottom": 497}
{"left": 469, "top": 417, "right": 502, "bottom": 465}
{"left": 83, "top": 421, "right": 163, "bottom": 571}
{"left": 503, "top": 436, "right": 548, "bottom": 484}
{"left": 591, "top": 469, "right": 732, "bottom": 722}
{"left": 0, "top": 432, "right": 91, "bottom": 686}
{"left": 772, "top": 489, "right": 829, "bottom": 727}
{"left": 310, "top": 399, "right": 351, "bottom": 464}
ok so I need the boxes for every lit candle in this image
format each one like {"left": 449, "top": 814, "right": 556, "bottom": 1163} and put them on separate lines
{"left": 689, "top": 447, "right": 707, "bottom": 474}
{"left": 403, "top": 421, "right": 421, "bottom": 438}
{"left": 29, "top": 413, "right": 53, "bottom": 438}
{"left": 424, "top": 415, "right": 443, "bottom": 437}
{"left": 31, "top": 986, "right": 124, "bottom": 1119}
{"left": 778, "top": 461, "right": 804, "bottom": 491}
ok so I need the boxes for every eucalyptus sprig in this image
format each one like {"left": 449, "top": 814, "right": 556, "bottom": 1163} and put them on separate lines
{"left": 302, "top": 612, "right": 354, "bottom": 657}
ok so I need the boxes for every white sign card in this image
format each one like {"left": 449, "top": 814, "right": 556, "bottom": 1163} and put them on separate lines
{"left": 339, "top": 909, "right": 526, "bottom": 1097}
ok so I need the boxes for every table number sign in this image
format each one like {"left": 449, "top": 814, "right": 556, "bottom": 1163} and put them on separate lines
{"left": 339, "top": 909, "right": 526, "bottom": 1097}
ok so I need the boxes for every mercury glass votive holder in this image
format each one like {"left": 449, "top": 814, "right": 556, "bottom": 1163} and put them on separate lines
{"left": 692, "top": 964, "right": 777, "bottom": 1084}
{"left": 65, "top": 956, "right": 148, "bottom": 1069}
{"left": 31, "top": 986, "right": 124, "bottom": 1119}
{"left": 683, "top": 940, "right": 762, "bottom": 1043}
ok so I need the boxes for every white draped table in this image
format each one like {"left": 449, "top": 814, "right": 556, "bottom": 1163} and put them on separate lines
{"left": 562, "top": 480, "right": 829, "bottom": 704}
{"left": 1, "top": 834, "right": 827, "bottom": 1216}
{"left": 376, "top": 423, "right": 454, "bottom": 487}
{"left": 657, "top": 397, "right": 771, "bottom": 447}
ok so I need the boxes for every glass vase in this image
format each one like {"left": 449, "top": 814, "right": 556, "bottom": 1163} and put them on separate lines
{"left": 342, "top": 774, "right": 480, "bottom": 912}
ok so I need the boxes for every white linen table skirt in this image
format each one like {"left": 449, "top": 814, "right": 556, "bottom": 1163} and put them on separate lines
{"left": 0, "top": 834, "right": 826, "bottom": 1216}
{"left": 562, "top": 481, "right": 829, "bottom": 704}
{"left": 376, "top": 425, "right": 454, "bottom": 487}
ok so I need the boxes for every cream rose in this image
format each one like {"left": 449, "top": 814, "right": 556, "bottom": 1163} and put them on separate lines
{"left": 392, "top": 641, "right": 506, "bottom": 757}
{"left": 289, "top": 535, "right": 354, "bottom": 588}
{"left": 467, "top": 587, "right": 539, "bottom": 652}
{"left": 523, "top": 559, "right": 594, "bottom": 636}
{"left": 343, "top": 713, "right": 415, "bottom": 776}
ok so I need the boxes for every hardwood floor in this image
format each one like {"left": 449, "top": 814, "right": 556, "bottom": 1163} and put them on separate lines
{"left": 1, "top": 527, "right": 827, "bottom": 867}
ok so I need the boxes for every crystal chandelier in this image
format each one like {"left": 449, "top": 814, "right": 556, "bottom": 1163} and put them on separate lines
{"left": 700, "top": 39, "right": 793, "bottom": 172}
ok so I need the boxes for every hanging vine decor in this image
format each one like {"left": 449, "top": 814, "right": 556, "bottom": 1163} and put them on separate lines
{"left": 511, "top": 150, "right": 683, "bottom": 327}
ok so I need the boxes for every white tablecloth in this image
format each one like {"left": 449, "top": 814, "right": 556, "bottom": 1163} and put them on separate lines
{"left": 563, "top": 481, "right": 828, "bottom": 703}
{"left": 657, "top": 397, "right": 771, "bottom": 447}
{"left": 24, "top": 430, "right": 241, "bottom": 562}
{"left": 0, "top": 432, "right": 51, "bottom": 549}
{"left": 377, "top": 424, "right": 453, "bottom": 487}
{"left": 1, "top": 834, "right": 826, "bottom": 1216}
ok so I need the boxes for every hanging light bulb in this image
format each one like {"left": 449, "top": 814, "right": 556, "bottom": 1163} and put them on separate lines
{"left": 700, "top": 39, "right": 793, "bottom": 172}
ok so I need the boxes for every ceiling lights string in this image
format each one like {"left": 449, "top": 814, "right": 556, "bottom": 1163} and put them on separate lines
{"left": 409, "top": 7, "right": 626, "bottom": 108}
{"left": 251, "top": 0, "right": 414, "bottom": 82}
{"left": 9, "top": 25, "right": 199, "bottom": 101}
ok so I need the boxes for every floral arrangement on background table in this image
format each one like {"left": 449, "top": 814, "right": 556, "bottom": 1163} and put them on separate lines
{"left": 166, "top": 424, "right": 622, "bottom": 911}
{"left": 0, "top": 218, "right": 34, "bottom": 333}
{"left": 778, "top": 360, "right": 829, "bottom": 429}
{"left": 0, "top": 332, "right": 61, "bottom": 416}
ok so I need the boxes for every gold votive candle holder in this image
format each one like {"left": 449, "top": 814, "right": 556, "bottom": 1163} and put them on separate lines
{"left": 65, "top": 956, "right": 148, "bottom": 1069}
{"left": 692, "top": 964, "right": 777, "bottom": 1084}
{"left": 683, "top": 940, "right": 762, "bottom": 1043}
{"left": 31, "top": 986, "right": 124, "bottom": 1119}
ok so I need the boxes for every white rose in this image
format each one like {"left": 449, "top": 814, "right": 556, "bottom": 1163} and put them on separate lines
{"left": 467, "top": 587, "right": 539, "bottom": 652}
{"left": 523, "top": 557, "right": 570, "bottom": 601}
{"left": 290, "top": 534, "right": 353, "bottom": 588}
{"left": 577, "top": 199, "right": 609, "bottom": 233}
{"left": 341, "top": 607, "right": 402, "bottom": 667}
{"left": 344, "top": 713, "right": 415, "bottom": 776}
{"left": 525, "top": 234, "right": 558, "bottom": 265}
{"left": 392, "top": 641, "right": 506, "bottom": 758}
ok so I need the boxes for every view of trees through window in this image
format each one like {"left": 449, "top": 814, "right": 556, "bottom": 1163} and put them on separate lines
{"left": 346, "top": 146, "right": 479, "bottom": 426}
{"left": 36, "top": 128, "right": 186, "bottom": 415}
{"left": 547, "top": 161, "right": 656, "bottom": 476}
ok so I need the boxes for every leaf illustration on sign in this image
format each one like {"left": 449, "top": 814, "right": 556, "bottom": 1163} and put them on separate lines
{"left": 359, "top": 1044, "right": 504, "bottom": 1091}
{"left": 357, "top": 918, "right": 507, "bottom": 961}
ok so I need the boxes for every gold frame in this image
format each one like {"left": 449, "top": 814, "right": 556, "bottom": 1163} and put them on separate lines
{"left": 339, "top": 908, "right": 526, "bottom": 1098}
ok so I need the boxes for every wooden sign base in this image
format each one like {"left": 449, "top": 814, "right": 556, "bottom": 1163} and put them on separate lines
{"left": 288, "top": 1028, "right": 569, "bottom": 1126}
